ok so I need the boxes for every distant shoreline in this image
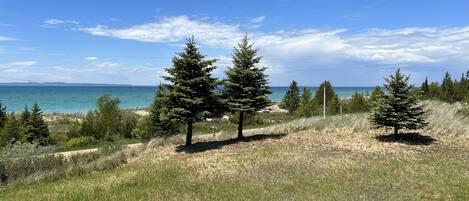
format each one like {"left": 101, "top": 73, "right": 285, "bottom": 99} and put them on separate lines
{"left": 0, "top": 82, "right": 132, "bottom": 87}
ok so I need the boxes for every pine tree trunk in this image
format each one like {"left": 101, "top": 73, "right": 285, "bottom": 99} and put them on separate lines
{"left": 238, "top": 111, "right": 244, "bottom": 139}
{"left": 394, "top": 126, "right": 398, "bottom": 135}
{"left": 186, "top": 119, "right": 193, "bottom": 146}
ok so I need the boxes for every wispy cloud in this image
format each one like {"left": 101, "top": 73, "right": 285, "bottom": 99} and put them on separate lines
{"left": 78, "top": 16, "right": 469, "bottom": 66}
{"left": 250, "top": 16, "right": 266, "bottom": 24}
{"left": 8, "top": 61, "right": 38, "bottom": 66}
{"left": 43, "top": 19, "right": 79, "bottom": 27}
{"left": 0, "top": 36, "right": 16, "bottom": 41}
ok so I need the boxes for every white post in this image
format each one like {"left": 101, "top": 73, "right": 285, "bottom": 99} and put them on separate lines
{"left": 323, "top": 86, "right": 326, "bottom": 119}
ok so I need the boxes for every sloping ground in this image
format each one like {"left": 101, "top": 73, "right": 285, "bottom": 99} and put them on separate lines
{"left": 1, "top": 100, "right": 468, "bottom": 200}
{"left": 1, "top": 126, "right": 468, "bottom": 200}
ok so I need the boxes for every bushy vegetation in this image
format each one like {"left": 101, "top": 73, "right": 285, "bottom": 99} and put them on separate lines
{"left": 67, "top": 94, "right": 138, "bottom": 143}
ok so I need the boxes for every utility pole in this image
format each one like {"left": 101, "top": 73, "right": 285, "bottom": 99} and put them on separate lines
{"left": 323, "top": 85, "right": 326, "bottom": 119}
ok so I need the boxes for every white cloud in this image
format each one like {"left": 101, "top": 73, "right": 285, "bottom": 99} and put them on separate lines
{"left": 85, "top": 57, "right": 98, "bottom": 61}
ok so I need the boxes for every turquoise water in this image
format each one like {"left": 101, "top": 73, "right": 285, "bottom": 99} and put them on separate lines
{"left": 0, "top": 86, "right": 374, "bottom": 113}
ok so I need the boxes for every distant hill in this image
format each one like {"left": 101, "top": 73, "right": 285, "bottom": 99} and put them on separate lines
{"left": 0, "top": 82, "right": 133, "bottom": 87}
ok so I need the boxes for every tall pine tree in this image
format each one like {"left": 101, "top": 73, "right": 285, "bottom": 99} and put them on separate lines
{"left": 164, "top": 37, "right": 222, "bottom": 145}
{"left": 223, "top": 34, "right": 271, "bottom": 139}
{"left": 280, "top": 80, "right": 300, "bottom": 113}
{"left": 370, "top": 69, "right": 428, "bottom": 135}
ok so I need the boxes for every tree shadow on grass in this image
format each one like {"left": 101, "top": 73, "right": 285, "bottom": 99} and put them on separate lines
{"left": 375, "top": 132, "right": 437, "bottom": 145}
{"left": 176, "top": 134, "right": 287, "bottom": 154}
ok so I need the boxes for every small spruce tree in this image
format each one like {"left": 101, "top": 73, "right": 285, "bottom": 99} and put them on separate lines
{"left": 313, "top": 81, "right": 340, "bottom": 115}
{"left": 164, "top": 37, "right": 223, "bottom": 145}
{"left": 0, "top": 102, "right": 7, "bottom": 128}
{"left": 370, "top": 69, "right": 428, "bottom": 135}
{"left": 441, "top": 72, "right": 455, "bottom": 102}
{"left": 0, "top": 113, "right": 20, "bottom": 146}
{"left": 27, "top": 103, "right": 50, "bottom": 145}
{"left": 420, "top": 77, "right": 429, "bottom": 99}
{"left": 280, "top": 80, "right": 301, "bottom": 113}
{"left": 295, "top": 88, "right": 313, "bottom": 117}
{"left": 140, "top": 84, "right": 179, "bottom": 140}
{"left": 18, "top": 105, "right": 31, "bottom": 142}
{"left": 223, "top": 34, "right": 271, "bottom": 139}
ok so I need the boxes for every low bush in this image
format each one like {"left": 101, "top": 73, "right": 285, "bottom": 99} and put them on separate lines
{"left": 64, "top": 136, "right": 97, "bottom": 148}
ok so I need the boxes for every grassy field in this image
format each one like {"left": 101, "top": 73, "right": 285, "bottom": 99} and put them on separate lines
{"left": 1, "top": 101, "right": 468, "bottom": 200}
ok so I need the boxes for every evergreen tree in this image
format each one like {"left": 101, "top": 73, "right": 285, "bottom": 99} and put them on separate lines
{"left": 164, "top": 37, "right": 223, "bottom": 145}
{"left": 370, "top": 69, "right": 428, "bottom": 135}
{"left": 27, "top": 103, "right": 50, "bottom": 145}
{"left": 223, "top": 35, "right": 271, "bottom": 139}
{"left": 313, "top": 81, "right": 340, "bottom": 115}
{"left": 0, "top": 102, "right": 6, "bottom": 128}
{"left": 420, "top": 77, "right": 429, "bottom": 99}
{"left": 280, "top": 80, "right": 300, "bottom": 113}
{"left": 441, "top": 72, "right": 455, "bottom": 102}
{"left": 295, "top": 88, "right": 313, "bottom": 117}
{"left": 0, "top": 113, "right": 20, "bottom": 146}
{"left": 348, "top": 92, "right": 369, "bottom": 113}
{"left": 141, "top": 84, "right": 179, "bottom": 139}
{"left": 427, "top": 82, "right": 441, "bottom": 100}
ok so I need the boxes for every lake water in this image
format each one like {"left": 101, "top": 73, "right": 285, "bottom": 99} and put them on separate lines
{"left": 0, "top": 86, "right": 374, "bottom": 113}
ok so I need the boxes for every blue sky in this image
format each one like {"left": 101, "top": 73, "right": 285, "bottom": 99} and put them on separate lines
{"left": 0, "top": 0, "right": 469, "bottom": 86}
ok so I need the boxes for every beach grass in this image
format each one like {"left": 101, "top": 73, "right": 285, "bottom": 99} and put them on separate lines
{"left": 1, "top": 100, "right": 467, "bottom": 200}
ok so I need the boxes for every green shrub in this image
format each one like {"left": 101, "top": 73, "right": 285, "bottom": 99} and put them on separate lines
{"left": 64, "top": 136, "right": 97, "bottom": 148}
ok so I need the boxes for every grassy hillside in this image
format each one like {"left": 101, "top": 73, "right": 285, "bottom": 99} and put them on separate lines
{"left": 1, "top": 101, "right": 468, "bottom": 200}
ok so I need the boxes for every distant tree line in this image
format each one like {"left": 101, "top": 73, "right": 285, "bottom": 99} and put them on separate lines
{"left": 279, "top": 81, "right": 384, "bottom": 117}
{"left": 419, "top": 71, "right": 469, "bottom": 103}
